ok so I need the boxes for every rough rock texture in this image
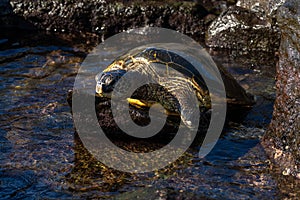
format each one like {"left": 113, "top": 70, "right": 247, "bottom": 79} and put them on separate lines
{"left": 263, "top": 0, "right": 300, "bottom": 179}
{"left": 67, "top": 89, "right": 211, "bottom": 157}
{"left": 268, "top": 0, "right": 286, "bottom": 17}
{"left": 206, "top": 0, "right": 281, "bottom": 52}
{"left": 7, "top": 0, "right": 244, "bottom": 43}
{"left": 9, "top": 0, "right": 209, "bottom": 41}
{"left": 237, "top": 0, "right": 286, "bottom": 18}
{"left": 237, "top": 0, "right": 285, "bottom": 16}
{"left": 197, "top": 0, "right": 237, "bottom": 15}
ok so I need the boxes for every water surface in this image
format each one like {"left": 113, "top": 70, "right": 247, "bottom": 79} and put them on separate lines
{"left": 0, "top": 30, "right": 295, "bottom": 199}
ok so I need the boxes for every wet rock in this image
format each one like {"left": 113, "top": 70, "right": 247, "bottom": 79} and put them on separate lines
{"left": 206, "top": 1, "right": 281, "bottom": 52}
{"left": 0, "top": 0, "right": 14, "bottom": 27}
{"left": 236, "top": 0, "right": 285, "bottom": 17}
{"left": 268, "top": 0, "right": 286, "bottom": 17}
{"left": 236, "top": 0, "right": 269, "bottom": 13}
{"left": 9, "top": 0, "right": 208, "bottom": 41}
{"left": 263, "top": 0, "right": 300, "bottom": 178}
{"left": 237, "top": 0, "right": 285, "bottom": 17}
{"left": 0, "top": 0, "right": 12, "bottom": 16}
{"left": 67, "top": 89, "right": 186, "bottom": 138}
{"left": 198, "top": 0, "right": 237, "bottom": 15}
{"left": 0, "top": 0, "right": 35, "bottom": 29}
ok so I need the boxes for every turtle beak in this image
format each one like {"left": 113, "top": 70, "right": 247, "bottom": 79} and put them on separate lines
{"left": 95, "top": 72, "right": 104, "bottom": 96}
{"left": 95, "top": 84, "right": 111, "bottom": 98}
{"left": 96, "top": 84, "right": 103, "bottom": 94}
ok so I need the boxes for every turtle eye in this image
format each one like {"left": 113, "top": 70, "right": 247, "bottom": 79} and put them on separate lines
{"left": 105, "top": 75, "right": 113, "bottom": 85}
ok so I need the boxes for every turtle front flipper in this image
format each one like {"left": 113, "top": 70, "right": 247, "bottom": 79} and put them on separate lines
{"left": 162, "top": 78, "right": 202, "bottom": 129}
{"left": 127, "top": 98, "right": 150, "bottom": 108}
{"left": 127, "top": 97, "right": 181, "bottom": 118}
{"left": 175, "top": 91, "right": 200, "bottom": 129}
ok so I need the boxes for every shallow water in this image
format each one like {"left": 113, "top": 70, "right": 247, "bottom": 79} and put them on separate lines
{"left": 0, "top": 30, "right": 296, "bottom": 199}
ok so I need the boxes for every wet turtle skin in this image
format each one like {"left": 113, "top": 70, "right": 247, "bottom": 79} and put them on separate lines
{"left": 95, "top": 47, "right": 255, "bottom": 128}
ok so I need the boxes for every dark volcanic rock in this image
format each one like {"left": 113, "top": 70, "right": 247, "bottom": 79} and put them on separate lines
{"left": 9, "top": 0, "right": 208, "bottom": 41}
{"left": 237, "top": 0, "right": 285, "bottom": 19}
{"left": 263, "top": 0, "right": 300, "bottom": 179}
{"left": 205, "top": 0, "right": 281, "bottom": 52}
{"left": 196, "top": 0, "right": 237, "bottom": 15}
{"left": 67, "top": 90, "right": 187, "bottom": 139}
{"left": 0, "top": 0, "right": 35, "bottom": 29}
{"left": 0, "top": 0, "right": 12, "bottom": 16}
{"left": 7, "top": 0, "right": 244, "bottom": 43}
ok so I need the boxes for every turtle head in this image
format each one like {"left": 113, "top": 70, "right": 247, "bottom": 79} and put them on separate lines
{"left": 95, "top": 69, "right": 126, "bottom": 97}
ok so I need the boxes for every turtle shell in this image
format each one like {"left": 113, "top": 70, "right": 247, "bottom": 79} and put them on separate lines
{"left": 108, "top": 47, "right": 254, "bottom": 108}
{"left": 96, "top": 46, "right": 255, "bottom": 128}
{"left": 118, "top": 47, "right": 206, "bottom": 88}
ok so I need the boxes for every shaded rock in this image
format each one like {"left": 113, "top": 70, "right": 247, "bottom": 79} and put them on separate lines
{"left": 0, "top": 0, "right": 12, "bottom": 16}
{"left": 263, "top": 0, "right": 300, "bottom": 179}
{"left": 0, "top": 0, "right": 35, "bottom": 29}
{"left": 67, "top": 89, "right": 210, "bottom": 144}
{"left": 206, "top": 5, "right": 280, "bottom": 52}
{"left": 197, "top": 0, "right": 237, "bottom": 15}
{"left": 0, "top": 0, "right": 15, "bottom": 28}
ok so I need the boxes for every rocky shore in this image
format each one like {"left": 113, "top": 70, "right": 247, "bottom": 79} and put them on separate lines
{"left": 1, "top": 0, "right": 299, "bottom": 179}
{"left": 8, "top": 0, "right": 209, "bottom": 42}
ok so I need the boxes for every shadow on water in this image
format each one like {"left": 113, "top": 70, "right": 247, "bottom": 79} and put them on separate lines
{"left": 1, "top": 29, "right": 298, "bottom": 199}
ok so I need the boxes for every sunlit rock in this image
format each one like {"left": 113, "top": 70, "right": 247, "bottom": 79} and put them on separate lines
{"left": 263, "top": 0, "right": 300, "bottom": 179}
{"left": 206, "top": 0, "right": 281, "bottom": 52}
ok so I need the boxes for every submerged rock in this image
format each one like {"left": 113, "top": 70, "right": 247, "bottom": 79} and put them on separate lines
{"left": 263, "top": 0, "right": 300, "bottom": 179}
{"left": 206, "top": 0, "right": 281, "bottom": 52}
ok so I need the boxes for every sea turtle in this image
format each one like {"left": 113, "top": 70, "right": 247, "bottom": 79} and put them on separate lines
{"left": 95, "top": 46, "right": 255, "bottom": 128}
